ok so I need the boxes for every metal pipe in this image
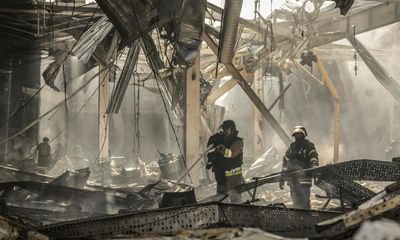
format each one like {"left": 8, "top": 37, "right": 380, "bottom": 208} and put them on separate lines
{"left": 267, "top": 83, "right": 292, "bottom": 111}
{"left": 204, "top": 32, "right": 291, "bottom": 146}
{"left": 348, "top": 37, "right": 400, "bottom": 103}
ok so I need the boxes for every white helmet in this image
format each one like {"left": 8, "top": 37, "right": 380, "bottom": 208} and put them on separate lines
{"left": 291, "top": 126, "right": 307, "bottom": 137}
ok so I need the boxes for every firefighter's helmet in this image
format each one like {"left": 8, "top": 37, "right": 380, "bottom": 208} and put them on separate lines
{"left": 221, "top": 120, "right": 236, "bottom": 131}
{"left": 291, "top": 126, "right": 307, "bottom": 137}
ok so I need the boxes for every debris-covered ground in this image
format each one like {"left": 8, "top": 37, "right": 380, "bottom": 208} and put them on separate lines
{"left": 0, "top": 157, "right": 399, "bottom": 239}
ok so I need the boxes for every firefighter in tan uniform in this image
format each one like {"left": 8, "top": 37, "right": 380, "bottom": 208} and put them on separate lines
{"left": 280, "top": 126, "right": 319, "bottom": 209}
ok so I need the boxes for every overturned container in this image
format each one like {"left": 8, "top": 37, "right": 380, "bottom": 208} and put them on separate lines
{"left": 158, "top": 153, "right": 185, "bottom": 180}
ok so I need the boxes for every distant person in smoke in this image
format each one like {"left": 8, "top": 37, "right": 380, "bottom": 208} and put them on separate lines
{"left": 206, "top": 120, "right": 244, "bottom": 203}
{"left": 35, "top": 137, "right": 52, "bottom": 168}
{"left": 279, "top": 126, "right": 319, "bottom": 209}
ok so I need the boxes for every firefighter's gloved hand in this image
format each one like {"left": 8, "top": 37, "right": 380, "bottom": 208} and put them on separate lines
{"left": 279, "top": 181, "right": 285, "bottom": 190}
{"left": 206, "top": 160, "right": 212, "bottom": 170}
{"left": 311, "top": 162, "right": 318, "bottom": 168}
{"left": 207, "top": 134, "right": 221, "bottom": 147}
{"left": 216, "top": 144, "right": 226, "bottom": 155}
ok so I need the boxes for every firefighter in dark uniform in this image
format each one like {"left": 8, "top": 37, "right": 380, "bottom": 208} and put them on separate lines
{"left": 206, "top": 120, "right": 244, "bottom": 203}
{"left": 35, "top": 137, "right": 52, "bottom": 168}
{"left": 279, "top": 126, "right": 318, "bottom": 209}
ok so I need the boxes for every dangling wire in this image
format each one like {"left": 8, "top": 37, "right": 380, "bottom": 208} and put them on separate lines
{"left": 62, "top": 64, "right": 69, "bottom": 155}
{"left": 269, "top": 0, "right": 273, "bottom": 88}
{"left": 270, "top": 0, "right": 273, "bottom": 20}
{"left": 301, "top": 0, "right": 304, "bottom": 38}
{"left": 132, "top": 65, "right": 137, "bottom": 157}
{"left": 352, "top": 25, "right": 358, "bottom": 76}
{"left": 135, "top": 64, "right": 141, "bottom": 156}
{"left": 66, "top": 0, "right": 76, "bottom": 27}
{"left": 214, "top": 62, "right": 219, "bottom": 80}
{"left": 254, "top": 0, "right": 259, "bottom": 20}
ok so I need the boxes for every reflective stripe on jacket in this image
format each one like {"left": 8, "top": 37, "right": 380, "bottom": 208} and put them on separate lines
{"left": 225, "top": 166, "right": 242, "bottom": 177}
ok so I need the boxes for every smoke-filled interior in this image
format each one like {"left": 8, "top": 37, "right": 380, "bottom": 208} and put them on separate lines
{"left": 0, "top": 0, "right": 400, "bottom": 239}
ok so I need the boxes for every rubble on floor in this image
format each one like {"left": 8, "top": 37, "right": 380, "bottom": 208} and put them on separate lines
{"left": 0, "top": 159, "right": 398, "bottom": 239}
{"left": 353, "top": 219, "right": 400, "bottom": 240}
{"left": 0, "top": 215, "right": 48, "bottom": 240}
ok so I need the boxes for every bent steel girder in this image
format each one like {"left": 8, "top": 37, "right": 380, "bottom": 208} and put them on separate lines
{"left": 309, "top": 2, "right": 400, "bottom": 48}
{"left": 348, "top": 36, "right": 400, "bottom": 103}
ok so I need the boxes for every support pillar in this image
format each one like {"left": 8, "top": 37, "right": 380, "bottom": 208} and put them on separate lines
{"left": 184, "top": 56, "right": 201, "bottom": 186}
{"left": 98, "top": 31, "right": 118, "bottom": 161}
{"left": 314, "top": 51, "right": 340, "bottom": 163}
{"left": 98, "top": 67, "right": 109, "bottom": 161}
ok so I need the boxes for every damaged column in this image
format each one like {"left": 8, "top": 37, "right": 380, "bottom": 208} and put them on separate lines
{"left": 313, "top": 51, "right": 341, "bottom": 163}
{"left": 98, "top": 32, "right": 118, "bottom": 164}
{"left": 184, "top": 56, "right": 201, "bottom": 186}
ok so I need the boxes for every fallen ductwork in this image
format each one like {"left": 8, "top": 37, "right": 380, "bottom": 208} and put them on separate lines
{"left": 41, "top": 53, "right": 66, "bottom": 91}
{"left": 70, "top": 16, "right": 114, "bottom": 64}
{"left": 218, "top": 0, "right": 243, "bottom": 64}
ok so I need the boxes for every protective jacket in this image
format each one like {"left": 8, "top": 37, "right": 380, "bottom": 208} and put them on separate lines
{"left": 36, "top": 142, "right": 52, "bottom": 167}
{"left": 282, "top": 138, "right": 318, "bottom": 185}
{"left": 207, "top": 132, "right": 243, "bottom": 180}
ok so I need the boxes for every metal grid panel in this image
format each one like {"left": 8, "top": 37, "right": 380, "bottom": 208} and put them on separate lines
{"left": 315, "top": 170, "right": 376, "bottom": 205}
{"left": 203, "top": 160, "right": 400, "bottom": 203}
{"left": 218, "top": 204, "right": 339, "bottom": 238}
{"left": 330, "top": 160, "right": 400, "bottom": 181}
{"left": 39, "top": 204, "right": 219, "bottom": 239}
{"left": 39, "top": 203, "right": 340, "bottom": 239}
{"left": 242, "top": 161, "right": 400, "bottom": 195}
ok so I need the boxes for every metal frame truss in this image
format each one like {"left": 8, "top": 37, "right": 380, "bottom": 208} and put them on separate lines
{"left": 38, "top": 202, "right": 340, "bottom": 239}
